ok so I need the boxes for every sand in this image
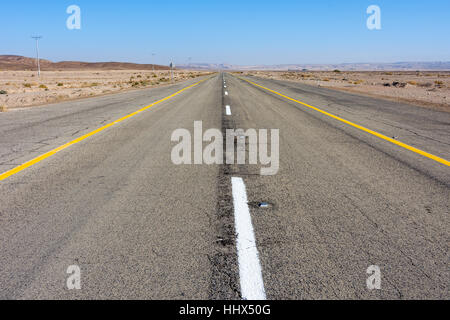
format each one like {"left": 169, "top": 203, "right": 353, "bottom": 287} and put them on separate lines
{"left": 0, "top": 70, "right": 212, "bottom": 110}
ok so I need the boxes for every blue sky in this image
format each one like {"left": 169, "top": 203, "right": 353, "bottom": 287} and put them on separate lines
{"left": 1, "top": 0, "right": 449, "bottom": 65}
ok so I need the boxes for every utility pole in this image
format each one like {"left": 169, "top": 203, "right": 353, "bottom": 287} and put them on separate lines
{"left": 31, "top": 36, "right": 42, "bottom": 77}
{"left": 152, "top": 53, "right": 156, "bottom": 72}
{"left": 170, "top": 62, "right": 174, "bottom": 83}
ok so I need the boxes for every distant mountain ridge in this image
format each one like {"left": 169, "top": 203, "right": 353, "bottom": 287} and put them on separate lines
{"left": 0, "top": 55, "right": 170, "bottom": 71}
{"left": 2, "top": 55, "right": 449, "bottom": 71}
{"left": 179, "top": 61, "right": 450, "bottom": 71}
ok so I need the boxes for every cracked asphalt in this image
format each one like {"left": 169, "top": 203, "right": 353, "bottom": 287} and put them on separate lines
{"left": 0, "top": 73, "right": 448, "bottom": 299}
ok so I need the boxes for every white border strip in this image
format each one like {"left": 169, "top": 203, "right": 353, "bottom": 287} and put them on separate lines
{"left": 226, "top": 105, "right": 232, "bottom": 116}
{"left": 231, "top": 177, "right": 266, "bottom": 300}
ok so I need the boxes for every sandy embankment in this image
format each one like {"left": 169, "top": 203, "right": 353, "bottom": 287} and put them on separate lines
{"left": 239, "top": 71, "right": 450, "bottom": 113}
{"left": 0, "top": 70, "right": 212, "bottom": 110}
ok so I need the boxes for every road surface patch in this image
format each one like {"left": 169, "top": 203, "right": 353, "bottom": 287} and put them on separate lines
{"left": 0, "top": 78, "right": 210, "bottom": 182}
{"left": 240, "top": 77, "right": 450, "bottom": 167}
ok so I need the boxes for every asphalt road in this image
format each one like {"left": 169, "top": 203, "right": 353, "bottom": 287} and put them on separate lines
{"left": 0, "top": 73, "right": 448, "bottom": 300}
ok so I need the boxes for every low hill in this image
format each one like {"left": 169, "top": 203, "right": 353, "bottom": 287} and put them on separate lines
{"left": 0, "top": 55, "right": 170, "bottom": 71}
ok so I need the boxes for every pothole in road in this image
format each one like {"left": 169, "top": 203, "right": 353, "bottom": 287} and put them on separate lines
{"left": 248, "top": 201, "right": 275, "bottom": 210}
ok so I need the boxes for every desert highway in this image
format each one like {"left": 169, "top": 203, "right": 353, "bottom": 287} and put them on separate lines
{"left": 0, "top": 73, "right": 448, "bottom": 300}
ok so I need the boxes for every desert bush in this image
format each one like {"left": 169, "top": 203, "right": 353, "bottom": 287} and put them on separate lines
{"left": 353, "top": 80, "right": 364, "bottom": 85}
{"left": 139, "top": 80, "right": 150, "bottom": 86}
{"left": 333, "top": 70, "right": 341, "bottom": 73}
{"left": 57, "top": 83, "right": 64, "bottom": 87}
{"left": 23, "top": 83, "right": 32, "bottom": 88}
{"left": 90, "top": 83, "right": 99, "bottom": 87}
{"left": 39, "top": 84, "right": 48, "bottom": 89}
{"left": 0, "top": 105, "right": 8, "bottom": 112}
{"left": 407, "top": 81, "right": 417, "bottom": 86}
{"left": 0, "top": 90, "right": 7, "bottom": 94}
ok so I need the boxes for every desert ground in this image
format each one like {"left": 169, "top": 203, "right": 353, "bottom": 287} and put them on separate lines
{"left": 1, "top": 70, "right": 449, "bottom": 113}
{"left": 238, "top": 71, "right": 450, "bottom": 113}
{"left": 0, "top": 70, "right": 212, "bottom": 110}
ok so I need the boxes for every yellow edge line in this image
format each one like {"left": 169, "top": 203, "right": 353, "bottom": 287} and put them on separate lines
{"left": 239, "top": 77, "right": 450, "bottom": 167}
{"left": 0, "top": 77, "right": 210, "bottom": 181}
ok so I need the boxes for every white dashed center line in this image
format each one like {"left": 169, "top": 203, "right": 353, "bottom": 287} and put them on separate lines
{"left": 226, "top": 105, "right": 232, "bottom": 116}
{"left": 225, "top": 91, "right": 229, "bottom": 96}
{"left": 231, "top": 177, "right": 266, "bottom": 300}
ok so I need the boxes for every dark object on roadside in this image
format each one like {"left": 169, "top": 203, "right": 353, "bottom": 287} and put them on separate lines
{"left": 392, "top": 81, "right": 407, "bottom": 88}
{"left": 383, "top": 83, "right": 391, "bottom": 87}
{"left": 0, "top": 90, "right": 7, "bottom": 94}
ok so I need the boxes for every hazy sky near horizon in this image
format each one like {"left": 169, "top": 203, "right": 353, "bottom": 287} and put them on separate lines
{"left": 1, "top": 0, "right": 449, "bottom": 65}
